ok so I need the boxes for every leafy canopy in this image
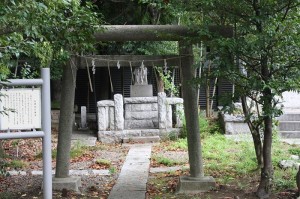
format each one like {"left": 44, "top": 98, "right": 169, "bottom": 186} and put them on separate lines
{"left": 0, "top": 0, "right": 101, "bottom": 80}
{"left": 197, "top": 0, "right": 300, "bottom": 117}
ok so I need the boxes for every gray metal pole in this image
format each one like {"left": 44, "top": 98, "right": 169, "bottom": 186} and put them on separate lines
{"left": 1, "top": 79, "right": 43, "bottom": 86}
{"left": 0, "top": 131, "right": 44, "bottom": 139}
{"left": 41, "top": 68, "right": 52, "bottom": 199}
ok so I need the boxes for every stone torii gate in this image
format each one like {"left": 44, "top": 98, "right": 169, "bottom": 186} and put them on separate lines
{"left": 93, "top": 25, "right": 232, "bottom": 193}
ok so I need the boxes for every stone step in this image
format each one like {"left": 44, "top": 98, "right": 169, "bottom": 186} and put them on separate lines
{"left": 280, "top": 131, "right": 300, "bottom": 138}
{"left": 122, "top": 136, "right": 160, "bottom": 143}
{"left": 279, "top": 121, "right": 300, "bottom": 131}
{"left": 278, "top": 113, "right": 300, "bottom": 121}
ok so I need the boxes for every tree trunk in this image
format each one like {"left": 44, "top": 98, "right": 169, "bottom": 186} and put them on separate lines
{"left": 206, "top": 80, "right": 210, "bottom": 118}
{"left": 55, "top": 57, "right": 77, "bottom": 178}
{"left": 257, "top": 54, "right": 273, "bottom": 197}
{"left": 256, "top": 113, "right": 273, "bottom": 198}
{"left": 0, "top": 141, "right": 4, "bottom": 158}
{"left": 179, "top": 41, "right": 204, "bottom": 178}
{"left": 241, "top": 96, "right": 263, "bottom": 167}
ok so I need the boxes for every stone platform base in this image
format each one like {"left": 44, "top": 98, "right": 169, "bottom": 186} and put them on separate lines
{"left": 52, "top": 177, "right": 81, "bottom": 192}
{"left": 176, "top": 176, "right": 216, "bottom": 193}
{"left": 98, "top": 128, "right": 181, "bottom": 143}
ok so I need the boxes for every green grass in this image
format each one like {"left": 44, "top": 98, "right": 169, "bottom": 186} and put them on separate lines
{"left": 166, "top": 138, "right": 187, "bottom": 151}
{"left": 273, "top": 168, "right": 297, "bottom": 190}
{"left": 5, "top": 160, "right": 28, "bottom": 169}
{"left": 0, "top": 192, "right": 15, "bottom": 199}
{"left": 288, "top": 148, "right": 300, "bottom": 156}
{"left": 152, "top": 155, "right": 185, "bottom": 167}
{"left": 95, "top": 159, "right": 111, "bottom": 167}
{"left": 70, "top": 143, "right": 88, "bottom": 159}
{"left": 153, "top": 114, "right": 299, "bottom": 193}
{"left": 36, "top": 141, "right": 88, "bottom": 159}
{"left": 109, "top": 166, "right": 116, "bottom": 174}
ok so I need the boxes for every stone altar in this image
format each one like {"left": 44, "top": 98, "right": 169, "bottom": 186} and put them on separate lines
{"left": 97, "top": 92, "right": 183, "bottom": 143}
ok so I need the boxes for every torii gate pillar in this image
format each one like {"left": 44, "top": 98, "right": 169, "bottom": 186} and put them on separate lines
{"left": 177, "top": 41, "right": 215, "bottom": 193}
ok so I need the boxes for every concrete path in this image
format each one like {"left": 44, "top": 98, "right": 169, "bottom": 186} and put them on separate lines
{"left": 108, "top": 144, "right": 152, "bottom": 199}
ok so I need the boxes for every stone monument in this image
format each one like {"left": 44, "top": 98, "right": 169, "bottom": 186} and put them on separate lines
{"left": 130, "top": 63, "right": 153, "bottom": 97}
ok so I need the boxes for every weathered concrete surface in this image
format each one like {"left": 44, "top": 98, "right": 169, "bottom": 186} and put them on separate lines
{"left": 108, "top": 144, "right": 152, "bottom": 199}
{"left": 52, "top": 177, "right": 82, "bottom": 192}
{"left": 125, "top": 119, "right": 158, "bottom": 129}
{"left": 278, "top": 113, "right": 300, "bottom": 138}
{"left": 98, "top": 128, "right": 181, "bottom": 143}
{"left": 71, "top": 130, "right": 97, "bottom": 147}
{"left": 176, "top": 176, "right": 216, "bottom": 193}
{"left": 219, "top": 113, "right": 251, "bottom": 135}
{"left": 123, "top": 136, "right": 160, "bottom": 143}
{"left": 124, "top": 97, "right": 157, "bottom": 104}
{"left": 125, "top": 111, "right": 158, "bottom": 120}
{"left": 150, "top": 166, "right": 189, "bottom": 173}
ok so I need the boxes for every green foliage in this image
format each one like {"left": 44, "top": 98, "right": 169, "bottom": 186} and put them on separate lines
{"left": 181, "top": 112, "right": 222, "bottom": 138}
{"left": 0, "top": 0, "right": 102, "bottom": 79}
{"left": 197, "top": 0, "right": 300, "bottom": 118}
{"left": 154, "top": 66, "right": 179, "bottom": 97}
{"left": 109, "top": 166, "right": 116, "bottom": 174}
{"left": 0, "top": 160, "right": 9, "bottom": 177}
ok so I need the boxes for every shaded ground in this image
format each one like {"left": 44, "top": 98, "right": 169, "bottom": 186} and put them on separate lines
{"left": 0, "top": 135, "right": 299, "bottom": 199}
{"left": 0, "top": 135, "right": 128, "bottom": 199}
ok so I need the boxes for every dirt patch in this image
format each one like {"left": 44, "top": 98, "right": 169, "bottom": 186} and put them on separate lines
{"left": 0, "top": 136, "right": 129, "bottom": 199}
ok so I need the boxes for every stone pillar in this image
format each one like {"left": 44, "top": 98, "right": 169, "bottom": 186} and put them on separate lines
{"left": 97, "top": 100, "right": 114, "bottom": 131}
{"left": 80, "top": 106, "right": 87, "bottom": 129}
{"left": 166, "top": 104, "right": 173, "bottom": 128}
{"left": 158, "top": 92, "right": 166, "bottom": 129}
{"left": 98, "top": 106, "right": 107, "bottom": 131}
{"left": 175, "top": 104, "right": 183, "bottom": 128}
{"left": 114, "top": 94, "right": 124, "bottom": 130}
{"left": 109, "top": 107, "right": 115, "bottom": 130}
